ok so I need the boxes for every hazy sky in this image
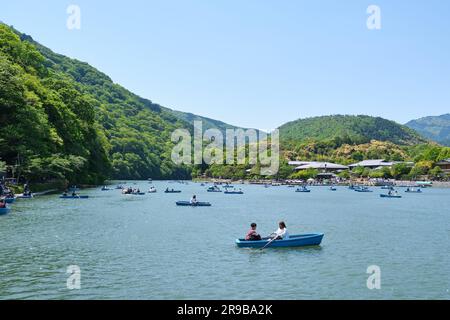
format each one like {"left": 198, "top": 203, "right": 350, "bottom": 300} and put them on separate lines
{"left": 2, "top": 0, "right": 450, "bottom": 130}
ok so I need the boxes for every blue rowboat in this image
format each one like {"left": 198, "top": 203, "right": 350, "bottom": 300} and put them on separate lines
{"left": 295, "top": 188, "right": 311, "bottom": 193}
{"left": 380, "top": 194, "right": 402, "bottom": 198}
{"left": 224, "top": 191, "right": 244, "bottom": 194}
{"left": 165, "top": 190, "right": 182, "bottom": 193}
{"left": 60, "top": 195, "right": 89, "bottom": 199}
{"left": 176, "top": 201, "right": 211, "bottom": 207}
{"left": 132, "top": 192, "right": 146, "bottom": 196}
{"left": 0, "top": 207, "right": 11, "bottom": 215}
{"left": 5, "top": 197, "right": 16, "bottom": 204}
{"left": 354, "top": 187, "right": 372, "bottom": 193}
{"left": 330, "top": 187, "right": 337, "bottom": 191}
{"left": 236, "top": 233, "right": 324, "bottom": 249}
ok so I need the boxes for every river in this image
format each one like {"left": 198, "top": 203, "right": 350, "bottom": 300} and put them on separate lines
{"left": 0, "top": 181, "right": 448, "bottom": 299}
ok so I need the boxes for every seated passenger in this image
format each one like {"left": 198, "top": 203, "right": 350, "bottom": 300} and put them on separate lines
{"left": 245, "top": 223, "right": 262, "bottom": 241}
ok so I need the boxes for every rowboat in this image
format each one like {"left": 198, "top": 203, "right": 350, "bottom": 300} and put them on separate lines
{"left": 354, "top": 187, "right": 372, "bottom": 193}
{"left": 236, "top": 233, "right": 324, "bottom": 248}
{"left": 329, "top": 187, "right": 337, "bottom": 191}
{"left": 148, "top": 187, "right": 157, "bottom": 193}
{"left": 176, "top": 201, "right": 211, "bottom": 207}
{"left": 165, "top": 190, "right": 182, "bottom": 193}
{"left": 0, "top": 207, "right": 11, "bottom": 215}
{"left": 405, "top": 189, "right": 422, "bottom": 193}
{"left": 295, "top": 188, "right": 311, "bottom": 193}
{"left": 60, "top": 195, "right": 89, "bottom": 199}
{"left": 4, "top": 197, "right": 16, "bottom": 203}
{"left": 224, "top": 191, "right": 244, "bottom": 194}
{"left": 380, "top": 194, "right": 402, "bottom": 198}
{"left": 101, "top": 187, "right": 111, "bottom": 191}
{"left": 132, "top": 192, "right": 145, "bottom": 196}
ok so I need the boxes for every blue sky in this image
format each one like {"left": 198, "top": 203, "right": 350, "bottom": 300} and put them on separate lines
{"left": 2, "top": 0, "right": 450, "bottom": 130}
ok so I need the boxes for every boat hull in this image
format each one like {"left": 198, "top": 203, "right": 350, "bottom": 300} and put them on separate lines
{"left": 380, "top": 194, "right": 402, "bottom": 198}
{"left": 0, "top": 207, "right": 11, "bottom": 215}
{"left": 60, "top": 196, "right": 89, "bottom": 199}
{"left": 176, "top": 201, "right": 211, "bottom": 207}
{"left": 236, "top": 234, "right": 324, "bottom": 248}
{"left": 4, "top": 197, "right": 16, "bottom": 204}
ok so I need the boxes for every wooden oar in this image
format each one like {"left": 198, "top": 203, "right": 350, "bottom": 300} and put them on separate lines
{"left": 260, "top": 236, "right": 278, "bottom": 251}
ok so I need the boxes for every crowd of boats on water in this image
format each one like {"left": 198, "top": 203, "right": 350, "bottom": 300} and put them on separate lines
{"left": 0, "top": 180, "right": 431, "bottom": 248}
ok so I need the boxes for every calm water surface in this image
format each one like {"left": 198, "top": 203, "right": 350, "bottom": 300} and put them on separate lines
{"left": 0, "top": 181, "right": 449, "bottom": 299}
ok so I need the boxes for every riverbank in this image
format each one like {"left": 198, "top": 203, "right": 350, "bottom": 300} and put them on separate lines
{"left": 193, "top": 178, "right": 450, "bottom": 188}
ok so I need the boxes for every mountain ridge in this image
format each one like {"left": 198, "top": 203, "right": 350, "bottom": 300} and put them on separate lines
{"left": 406, "top": 114, "right": 450, "bottom": 146}
{"left": 279, "top": 114, "right": 428, "bottom": 146}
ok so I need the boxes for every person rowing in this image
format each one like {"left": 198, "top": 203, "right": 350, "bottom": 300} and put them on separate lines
{"left": 259, "top": 221, "right": 289, "bottom": 250}
{"left": 270, "top": 221, "right": 289, "bottom": 240}
{"left": 190, "top": 195, "right": 198, "bottom": 205}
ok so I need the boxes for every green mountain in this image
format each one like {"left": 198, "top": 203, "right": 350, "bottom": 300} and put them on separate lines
{"left": 0, "top": 23, "right": 242, "bottom": 183}
{"left": 279, "top": 115, "right": 427, "bottom": 146}
{"left": 406, "top": 114, "right": 450, "bottom": 146}
{"left": 167, "top": 109, "right": 248, "bottom": 132}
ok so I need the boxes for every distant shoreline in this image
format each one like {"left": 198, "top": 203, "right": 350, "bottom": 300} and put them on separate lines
{"left": 191, "top": 178, "right": 450, "bottom": 188}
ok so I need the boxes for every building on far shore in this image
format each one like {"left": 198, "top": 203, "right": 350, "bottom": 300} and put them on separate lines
{"left": 436, "top": 159, "right": 450, "bottom": 173}
{"left": 288, "top": 161, "right": 349, "bottom": 172}
{"left": 348, "top": 159, "right": 393, "bottom": 169}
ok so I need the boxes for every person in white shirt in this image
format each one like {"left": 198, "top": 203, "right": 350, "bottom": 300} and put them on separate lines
{"left": 190, "top": 195, "right": 198, "bottom": 204}
{"left": 271, "top": 221, "right": 289, "bottom": 240}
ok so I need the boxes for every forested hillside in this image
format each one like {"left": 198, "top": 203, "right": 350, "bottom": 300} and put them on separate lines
{"left": 279, "top": 115, "right": 427, "bottom": 147}
{"left": 0, "top": 24, "right": 194, "bottom": 183}
{"left": 406, "top": 114, "right": 450, "bottom": 146}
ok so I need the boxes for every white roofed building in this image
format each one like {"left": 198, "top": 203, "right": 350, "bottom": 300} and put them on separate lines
{"left": 288, "top": 161, "right": 349, "bottom": 172}
{"left": 348, "top": 159, "right": 394, "bottom": 169}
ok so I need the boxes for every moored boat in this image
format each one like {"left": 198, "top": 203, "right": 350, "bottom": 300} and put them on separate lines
{"left": 236, "top": 233, "right": 324, "bottom": 248}
{"left": 176, "top": 201, "right": 211, "bottom": 207}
